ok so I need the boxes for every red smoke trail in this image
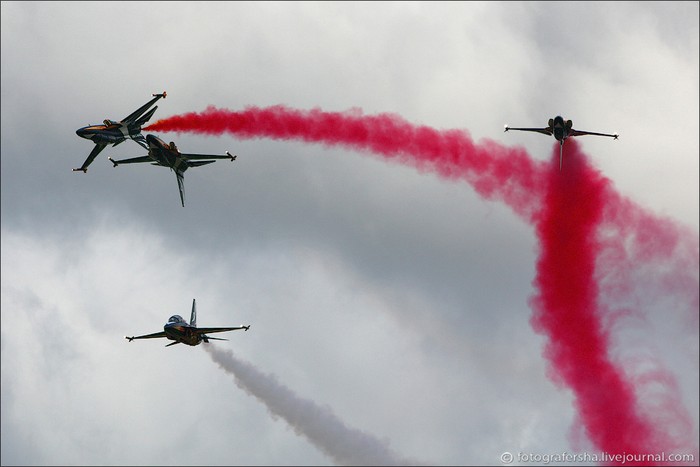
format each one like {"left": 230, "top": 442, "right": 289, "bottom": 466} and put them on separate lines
{"left": 147, "top": 106, "right": 547, "bottom": 223}
{"left": 146, "top": 106, "right": 698, "bottom": 463}
{"left": 529, "top": 141, "right": 694, "bottom": 461}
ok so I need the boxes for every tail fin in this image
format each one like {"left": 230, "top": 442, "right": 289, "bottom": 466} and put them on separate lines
{"left": 135, "top": 105, "right": 158, "bottom": 127}
{"left": 176, "top": 169, "right": 186, "bottom": 207}
{"left": 190, "top": 299, "right": 197, "bottom": 327}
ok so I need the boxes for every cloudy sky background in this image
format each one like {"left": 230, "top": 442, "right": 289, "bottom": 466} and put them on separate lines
{"left": 2, "top": 2, "right": 698, "bottom": 465}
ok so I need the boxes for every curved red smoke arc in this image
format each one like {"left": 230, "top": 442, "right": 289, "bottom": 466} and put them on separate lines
{"left": 146, "top": 106, "right": 698, "bottom": 464}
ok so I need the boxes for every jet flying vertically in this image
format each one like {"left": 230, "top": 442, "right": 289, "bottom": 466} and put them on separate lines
{"left": 504, "top": 116, "right": 618, "bottom": 170}
{"left": 125, "top": 299, "right": 250, "bottom": 347}
{"left": 108, "top": 134, "right": 236, "bottom": 207}
{"left": 74, "top": 92, "right": 167, "bottom": 173}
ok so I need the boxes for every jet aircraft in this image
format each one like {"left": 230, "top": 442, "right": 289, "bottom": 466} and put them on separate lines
{"left": 74, "top": 92, "right": 167, "bottom": 173}
{"left": 125, "top": 299, "right": 250, "bottom": 347}
{"left": 108, "top": 134, "right": 236, "bottom": 207}
{"left": 504, "top": 116, "right": 618, "bottom": 170}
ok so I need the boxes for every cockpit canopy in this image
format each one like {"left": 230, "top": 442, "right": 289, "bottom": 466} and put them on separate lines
{"left": 168, "top": 315, "right": 185, "bottom": 324}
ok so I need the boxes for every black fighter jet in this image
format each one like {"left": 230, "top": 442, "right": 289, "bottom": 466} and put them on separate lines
{"left": 125, "top": 299, "right": 250, "bottom": 347}
{"left": 108, "top": 134, "right": 236, "bottom": 207}
{"left": 74, "top": 92, "right": 166, "bottom": 173}
{"left": 504, "top": 116, "right": 618, "bottom": 170}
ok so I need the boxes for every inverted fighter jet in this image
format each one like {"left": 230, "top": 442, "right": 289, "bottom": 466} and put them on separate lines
{"left": 108, "top": 134, "right": 236, "bottom": 207}
{"left": 125, "top": 299, "right": 250, "bottom": 347}
{"left": 73, "top": 92, "right": 166, "bottom": 173}
{"left": 504, "top": 116, "right": 618, "bottom": 170}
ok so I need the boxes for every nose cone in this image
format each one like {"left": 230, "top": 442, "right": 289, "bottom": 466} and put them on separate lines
{"left": 76, "top": 127, "right": 92, "bottom": 139}
{"left": 145, "top": 134, "right": 160, "bottom": 145}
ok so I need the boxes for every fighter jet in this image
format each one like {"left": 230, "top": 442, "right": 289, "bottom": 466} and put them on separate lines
{"left": 125, "top": 299, "right": 250, "bottom": 347}
{"left": 108, "top": 134, "right": 236, "bottom": 207}
{"left": 73, "top": 92, "right": 167, "bottom": 173}
{"left": 504, "top": 116, "right": 618, "bottom": 170}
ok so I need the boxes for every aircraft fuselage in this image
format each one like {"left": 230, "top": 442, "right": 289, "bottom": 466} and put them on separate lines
{"left": 550, "top": 116, "right": 571, "bottom": 142}
{"left": 164, "top": 317, "right": 203, "bottom": 346}
{"left": 75, "top": 120, "right": 146, "bottom": 146}
{"left": 145, "top": 134, "right": 190, "bottom": 171}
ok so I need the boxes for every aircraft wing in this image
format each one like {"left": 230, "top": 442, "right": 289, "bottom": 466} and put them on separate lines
{"left": 121, "top": 93, "right": 165, "bottom": 126}
{"left": 125, "top": 331, "right": 167, "bottom": 341}
{"left": 570, "top": 129, "right": 619, "bottom": 139}
{"left": 504, "top": 126, "right": 553, "bottom": 136}
{"left": 195, "top": 325, "right": 250, "bottom": 335}
{"left": 73, "top": 143, "right": 107, "bottom": 172}
{"left": 108, "top": 155, "right": 153, "bottom": 166}
{"left": 181, "top": 153, "right": 235, "bottom": 161}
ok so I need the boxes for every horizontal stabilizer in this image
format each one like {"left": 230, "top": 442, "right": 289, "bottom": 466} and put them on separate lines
{"left": 188, "top": 160, "right": 216, "bottom": 168}
{"left": 204, "top": 336, "right": 228, "bottom": 342}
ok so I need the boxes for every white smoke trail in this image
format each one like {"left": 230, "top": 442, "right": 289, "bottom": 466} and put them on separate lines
{"left": 205, "top": 345, "right": 424, "bottom": 466}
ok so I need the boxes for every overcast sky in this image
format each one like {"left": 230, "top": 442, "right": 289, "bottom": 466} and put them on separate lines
{"left": 1, "top": 2, "right": 698, "bottom": 466}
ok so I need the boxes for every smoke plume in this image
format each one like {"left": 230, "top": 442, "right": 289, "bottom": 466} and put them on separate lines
{"left": 529, "top": 141, "right": 697, "bottom": 460}
{"left": 205, "top": 345, "right": 424, "bottom": 466}
{"left": 149, "top": 106, "right": 698, "bottom": 464}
